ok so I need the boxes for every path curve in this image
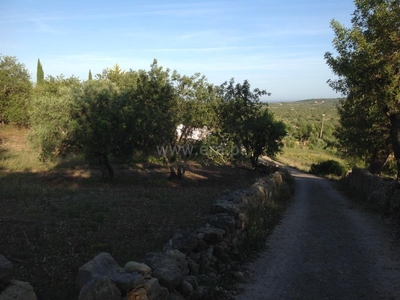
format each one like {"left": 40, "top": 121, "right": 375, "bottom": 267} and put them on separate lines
{"left": 236, "top": 169, "right": 400, "bottom": 300}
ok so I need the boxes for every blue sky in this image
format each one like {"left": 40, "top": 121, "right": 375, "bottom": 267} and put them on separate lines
{"left": 1, "top": 0, "right": 355, "bottom": 101}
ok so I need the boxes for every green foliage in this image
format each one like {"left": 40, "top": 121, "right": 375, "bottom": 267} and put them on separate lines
{"left": 310, "top": 160, "right": 346, "bottom": 177}
{"left": 325, "top": 0, "right": 400, "bottom": 176}
{"left": 36, "top": 59, "right": 44, "bottom": 84}
{"left": 72, "top": 80, "right": 134, "bottom": 159}
{"left": 269, "top": 99, "right": 340, "bottom": 150}
{"left": 216, "top": 79, "right": 284, "bottom": 166}
{"left": 131, "top": 60, "right": 178, "bottom": 151}
{"left": 0, "top": 55, "right": 32, "bottom": 126}
{"left": 241, "top": 108, "right": 286, "bottom": 165}
{"left": 29, "top": 85, "right": 78, "bottom": 161}
{"left": 6, "top": 55, "right": 289, "bottom": 176}
{"left": 88, "top": 69, "right": 92, "bottom": 81}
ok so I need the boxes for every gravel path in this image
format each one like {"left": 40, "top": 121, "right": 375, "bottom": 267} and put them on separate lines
{"left": 236, "top": 169, "right": 400, "bottom": 300}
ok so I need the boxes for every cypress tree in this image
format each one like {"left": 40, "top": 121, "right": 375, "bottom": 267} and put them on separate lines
{"left": 36, "top": 59, "right": 44, "bottom": 84}
{"left": 88, "top": 69, "right": 93, "bottom": 80}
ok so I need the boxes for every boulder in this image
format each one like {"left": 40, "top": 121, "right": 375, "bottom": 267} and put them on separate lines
{"left": 197, "top": 225, "right": 225, "bottom": 243}
{"left": 0, "top": 255, "right": 13, "bottom": 283}
{"left": 124, "top": 262, "right": 152, "bottom": 274}
{"left": 166, "top": 291, "right": 185, "bottom": 300}
{"left": 78, "top": 276, "right": 121, "bottom": 300}
{"left": 187, "top": 258, "right": 199, "bottom": 275}
{"left": 204, "top": 213, "right": 236, "bottom": 233}
{"left": 127, "top": 288, "right": 148, "bottom": 300}
{"left": 143, "top": 278, "right": 169, "bottom": 300}
{"left": 77, "top": 252, "right": 144, "bottom": 293}
{"left": 0, "top": 279, "right": 37, "bottom": 300}
{"left": 165, "top": 231, "right": 198, "bottom": 254}
{"left": 211, "top": 200, "right": 239, "bottom": 216}
{"left": 183, "top": 275, "right": 198, "bottom": 290}
{"left": 143, "top": 253, "right": 183, "bottom": 292}
{"left": 164, "top": 250, "right": 189, "bottom": 276}
{"left": 177, "top": 280, "right": 193, "bottom": 298}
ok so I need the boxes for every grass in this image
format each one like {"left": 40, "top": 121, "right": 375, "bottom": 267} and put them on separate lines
{"left": 276, "top": 147, "right": 350, "bottom": 174}
{"left": 0, "top": 125, "right": 265, "bottom": 300}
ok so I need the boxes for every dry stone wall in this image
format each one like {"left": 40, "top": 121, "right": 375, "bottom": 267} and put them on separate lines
{"left": 346, "top": 167, "right": 400, "bottom": 216}
{"left": 75, "top": 169, "right": 293, "bottom": 300}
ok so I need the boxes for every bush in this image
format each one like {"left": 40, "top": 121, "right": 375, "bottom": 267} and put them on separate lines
{"left": 310, "top": 159, "right": 346, "bottom": 177}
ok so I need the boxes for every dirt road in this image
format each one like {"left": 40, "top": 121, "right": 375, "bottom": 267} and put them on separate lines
{"left": 236, "top": 169, "right": 400, "bottom": 300}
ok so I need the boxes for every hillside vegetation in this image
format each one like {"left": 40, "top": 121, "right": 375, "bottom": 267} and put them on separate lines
{"left": 267, "top": 98, "right": 349, "bottom": 173}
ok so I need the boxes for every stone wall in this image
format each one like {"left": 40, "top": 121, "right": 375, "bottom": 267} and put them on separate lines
{"left": 346, "top": 167, "right": 400, "bottom": 216}
{"left": 76, "top": 169, "right": 293, "bottom": 300}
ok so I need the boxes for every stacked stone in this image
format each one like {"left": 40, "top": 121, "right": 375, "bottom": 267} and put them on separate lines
{"left": 76, "top": 170, "right": 289, "bottom": 299}
{"left": 347, "top": 167, "right": 400, "bottom": 217}
{"left": 0, "top": 254, "right": 37, "bottom": 300}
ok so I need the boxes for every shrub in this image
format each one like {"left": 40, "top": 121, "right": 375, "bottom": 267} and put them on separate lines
{"left": 310, "top": 159, "right": 346, "bottom": 177}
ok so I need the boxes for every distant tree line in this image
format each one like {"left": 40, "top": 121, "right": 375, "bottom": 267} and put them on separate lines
{"left": 0, "top": 55, "right": 286, "bottom": 178}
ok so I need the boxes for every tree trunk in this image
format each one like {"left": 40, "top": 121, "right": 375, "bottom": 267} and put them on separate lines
{"left": 98, "top": 154, "right": 114, "bottom": 179}
{"left": 389, "top": 114, "right": 400, "bottom": 182}
{"left": 250, "top": 155, "right": 258, "bottom": 168}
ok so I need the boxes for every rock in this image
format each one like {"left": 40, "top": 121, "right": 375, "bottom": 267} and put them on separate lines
{"left": 77, "top": 252, "right": 144, "bottom": 293}
{"left": 212, "top": 200, "right": 240, "bottom": 216}
{"left": 233, "top": 271, "right": 246, "bottom": 283}
{"left": 166, "top": 231, "right": 198, "bottom": 254}
{"left": 124, "top": 262, "right": 152, "bottom": 274}
{"left": 192, "top": 285, "right": 206, "bottom": 300}
{"left": 187, "top": 258, "right": 199, "bottom": 275}
{"left": 196, "top": 240, "right": 208, "bottom": 252}
{"left": 0, "top": 279, "right": 37, "bottom": 300}
{"left": 142, "top": 278, "right": 169, "bottom": 300}
{"left": 143, "top": 253, "right": 183, "bottom": 292}
{"left": 177, "top": 280, "right": 193, "bottom": 298}
{"left": 197, "top": 226, "right": 225, "bottom": 243}
{"left": 165, "top": 250, "right": 189, "bottom": 276}
{"left": 127, "top": 288, "right": 148, "bottom": 300}
{"left": 166, "top": 290, "right": 185, "bottom": 300}
{"left": 0, "top": 255, "right": 14, "bottom": 283}
{"left": 196, "top": 233, "right": 204, "bottom": 240}
{"left": 204, "top": 214, "right": 236, "bottom": 233}
{"left": 183, "top": 275, "right": 198, "bottom": 290}
{"left": 78, "top": 276, "right": 121, "bottom": 300}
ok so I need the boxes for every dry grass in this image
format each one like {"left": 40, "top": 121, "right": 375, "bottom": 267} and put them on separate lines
{"left": 0, "top": 126, "right": 262, "bottom": 300}
{"left": 276, "top": 147, "right": 349, "bottom": 173}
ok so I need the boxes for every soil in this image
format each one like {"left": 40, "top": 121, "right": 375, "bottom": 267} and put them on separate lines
{"left": 0, "top": 160, "right": 261, "bottom": 300}
{"left": 236, "top": 168, "right": 400, "bottom": 300}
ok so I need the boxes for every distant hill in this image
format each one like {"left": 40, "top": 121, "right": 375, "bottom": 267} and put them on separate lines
{"left": 268, "top": 98, "right": 340, "bottom": 125}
